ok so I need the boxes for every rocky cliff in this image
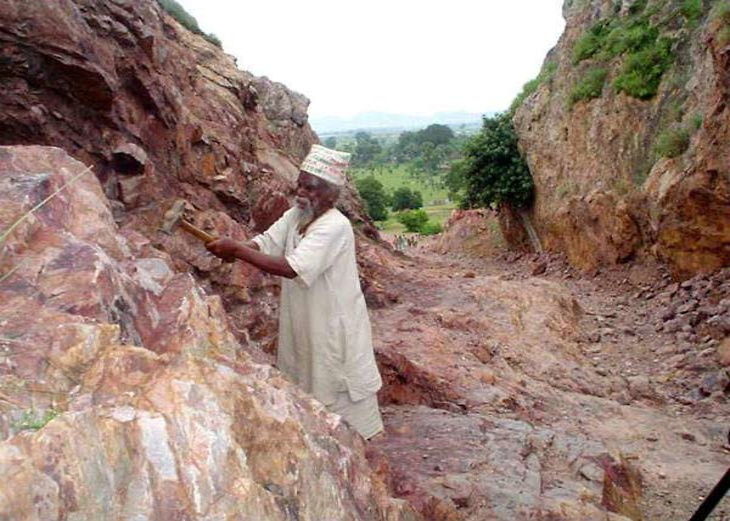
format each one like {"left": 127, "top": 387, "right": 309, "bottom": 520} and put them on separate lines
{"left": 0, "top": 1, "right": 411, "bottom": 519}
{"left": 0, "top": 146, "right": 416, "bottom": 520}
{"left": 0, "top": 0, "right": 384, "bottom": 352}
{"left": 513, "top": 0, "right": 729, "bottom": 278}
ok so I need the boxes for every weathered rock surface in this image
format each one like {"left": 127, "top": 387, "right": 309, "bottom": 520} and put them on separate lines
{"left": 433, "top": 209, "right": 507, "bottom": 259}
{"left": 0, "top": 0, "right": 381, "bottom": 356}
{"left": 367, "top": 234, "right": 729, "bottom": 520}
{"left": 513, "top": 0, "right": 730, "bottom": 278}
{"left": 0, "top": 146, "right": 418, "bottom": 521}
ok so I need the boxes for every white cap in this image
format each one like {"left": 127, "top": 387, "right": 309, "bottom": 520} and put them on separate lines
{"left": 300, "top": 145, "right": 351, "bottom": 186}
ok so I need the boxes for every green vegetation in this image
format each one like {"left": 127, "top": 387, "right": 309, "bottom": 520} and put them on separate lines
{"left": 355, "top": 176, "right": 390, "bottom": 221}
{"left": 691, "top": 112, "right": 703, "bottom": 130}
{"left": 351, "top": 132, "right": 383, "bottom": 166}
{"left": 601, "top": 19, "right": 660, "bottom": 61}
{"left": 206, "top": 33, "right": 222, "bottom": 47}
{"left": 378, "top": 204, "right": 454, "bottom": 233}
{"left": 348, "top": 122, "right": 469, "bottom": 228}
{"left": 342, "top": 124, "right": 463, "bottom": 176}
{"left": 681, "top": 0, "right": 703, "bottom": 23}
{"left": 393, "top": 209, "right": 443, "bottom": 235}
{"left": 573, "top": 19, "right": 613, "bottom": 63}
{"left": 654, "top": 125, "right": 690, "bottom": 158}
{"left": 397, "top": 209, "right": 429, "bottom": 233}
{"left": 447, "top": 112, "right": 534, "bottom": 210}
{"left": 420, "top": 221, "right": 443, "bottom": 235}
{"left": 628, "top": 0, "right": 649, "bottom": 16}
{"left": 711, "top": 1, "right": 730, "bottom": 45}
{"left": 509, "top": 62, "right": 557, "bottom": 114}
{"left": 13, "top": 409, "right": 59, "bottom": 432}
{"left": 391, "top": 187, "right": 423, "bottom": 211}
{"left": 569, "top": 67, "right": 608, "bottom": 107}
{"left": 570, "top": 1, "right": 684, "bottom": 101}
{"left": 353, "top": 165, "right": 449, "bottom": 206}
{"left": 156, "top": 0, "right": 222, "bottom": 47}
{"left": 614, "top": 36, "right": 673, "bottom": 99}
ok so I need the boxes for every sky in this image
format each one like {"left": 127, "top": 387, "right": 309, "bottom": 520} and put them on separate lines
{"left": 175, "top": 0, "right": 566, "bottom": 119}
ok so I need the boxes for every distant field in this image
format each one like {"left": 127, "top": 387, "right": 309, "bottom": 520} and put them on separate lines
{"left": 351, "top": 165, "right": 455, "bottom": 233}
{"left": 351, "top": 165, "right": 450, "bottom": 206}
{"left": 377, "top": 204, "right": 456, "bottom": 233}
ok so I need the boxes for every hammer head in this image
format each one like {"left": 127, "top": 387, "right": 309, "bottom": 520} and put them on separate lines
{"left": 159, "top": 199, "right": 193, "bottom": 234}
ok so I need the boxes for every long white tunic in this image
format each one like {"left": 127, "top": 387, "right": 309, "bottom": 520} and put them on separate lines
{"left": 252, "top": 207, "right": 382, "bottom": 406}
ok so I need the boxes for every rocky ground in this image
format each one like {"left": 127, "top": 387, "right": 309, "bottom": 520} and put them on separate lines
{"left": 370, "top": 233, "right": 729, "bottom": 520}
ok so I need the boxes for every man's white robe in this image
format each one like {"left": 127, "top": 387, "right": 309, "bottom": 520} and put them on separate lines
{"left": 252, "top": 207, "right": 383, "bottom": 414}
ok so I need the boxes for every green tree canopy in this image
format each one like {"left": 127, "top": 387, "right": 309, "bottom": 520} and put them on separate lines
{"left": 392, "top": 124, "right": 455, "bottom": 163}
{"left": 448, "top": 112, "right": 534, "bottom": 209}
{"left": 355, "top": 176, "right": 390, "bottom": 221}
{"left": 418, "top": 124, "right": 455, "bottom": 146}
{"left": 391, "top": 187, "right": 423, "bottom": 211}
{"left": 396, "top": 209, "right": 429, "bottom": 232}
{"left": 352, "top": 132, "right": 383, "bottom": 166}
{"left": 323, "top": 136, "right": 337, "bottom": 149}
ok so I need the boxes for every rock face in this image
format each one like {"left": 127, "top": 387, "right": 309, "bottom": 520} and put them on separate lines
{"left": 433, "top": 209, "right": 510, "bottom": 258}
{"left": 0, "top": 1, "right": 404, "bottom": 518}
{"left": 0, "top": 146, "right": 418, "bottom": 520}
{"left": 0, "top": 0, "right": 378, "bottom": 355}
{"left": 368, "top": 243, "right": 729, "bottom": 521}
{"left": 513, "top": 0, "right": 730, "bottom": 279}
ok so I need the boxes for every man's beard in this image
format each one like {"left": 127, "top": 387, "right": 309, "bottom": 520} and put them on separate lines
{"left": 295, "top": 196, "right": 315, "bottom": 225}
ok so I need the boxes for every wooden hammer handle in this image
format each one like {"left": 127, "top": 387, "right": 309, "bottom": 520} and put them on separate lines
{"left": 180, "top": 219, "right": 217, "bottom": 243}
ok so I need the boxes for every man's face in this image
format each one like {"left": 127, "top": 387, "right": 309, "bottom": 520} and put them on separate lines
{"left": 294, "top": 171, "right": 325, "bottom": 211}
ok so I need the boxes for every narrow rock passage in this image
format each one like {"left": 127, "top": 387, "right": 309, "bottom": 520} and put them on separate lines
{"left": 368, "top": 240, "right": 730, "bottom": 521}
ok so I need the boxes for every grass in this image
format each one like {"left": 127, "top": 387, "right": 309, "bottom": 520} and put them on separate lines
{"left": 654, "top": 125, "right": 690, "bottom": 158}
{"left": 509, "top": 62, "right": 557, "bottom": 114}
{"left": 614, "top": 37, "right": 674, "bottom": 99}
{"left": 353, "top": 165, "right": 455, "bottom": 234}
{"left": 378, "top": 204, "right": 456, "bottom": 233}
{"left": 691, "top": 113, "right": 703, "bottom": 130}
{"left": 573, "top": 20, "right": 613, "bottom": 63}
{"left": 570, "top": 1, "right": 680, "bottom": 101}
{"left": 156, "top": 0, "right": 222, "bottom": 47}
{"left": 681, "top": 0, "right": 703, "bottom": 23}
{"left": 13, "top": 409, "right": 59, "bottom": 432}
{"left": 711, "top": 1, "right": 730, "bottom": 45}
{"left": 351, "top": 165, "right": 450, "bottom": 206}
{"left": 569, "top": 67, "right": 608, "bottom": 107}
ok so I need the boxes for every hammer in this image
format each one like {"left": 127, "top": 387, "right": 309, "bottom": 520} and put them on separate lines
{"left": 159, "top": 199, "right": 217, "bottom": 243}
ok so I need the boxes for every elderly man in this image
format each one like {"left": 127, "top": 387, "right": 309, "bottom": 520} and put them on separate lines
{"left": 206, "top": 145, "right": 384, "bottom": 440}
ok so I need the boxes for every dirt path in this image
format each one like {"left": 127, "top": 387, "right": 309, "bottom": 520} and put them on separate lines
{"left": 369, "top": 240, "right": 730, "bottom": 521}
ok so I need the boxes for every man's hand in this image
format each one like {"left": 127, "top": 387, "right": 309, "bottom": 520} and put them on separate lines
{"left": 206, "top": 238, "right": 241, "bottom": 262}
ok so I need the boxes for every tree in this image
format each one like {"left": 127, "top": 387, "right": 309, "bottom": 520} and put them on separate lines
{"left": 323, "top": 136, "right": 337, "bottom": 149}
{"left": 396, "top": 209, "right": 429, "bottom": 232}
{"left": 391, "top": 187, "right": 423, "bottom": 211}
{"left": 450, "top": 112, "right": 534, "bottom": 210}
{"left": 418, "top": 124, "right": 454, "bottom": 146}
{"left": 352, "top": 132, "right": 382, "bottom": 166}
{"left": 355, "top": 176, "right": 390, "bottom": 221}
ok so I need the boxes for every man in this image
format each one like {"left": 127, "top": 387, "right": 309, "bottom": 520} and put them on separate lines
{"left": 206, "top": 145, "right": 384, "bottom": 440}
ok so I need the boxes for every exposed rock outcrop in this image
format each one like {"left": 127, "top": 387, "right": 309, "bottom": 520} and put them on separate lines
{"left": 369, "top": 235, "right": 729, "bottom": 520}
{"left": 513, "top": 0, "right": 730, "bottom": 278}
{"left": 0, "top": 0, "right": 380, "bottom": 354}
{"left": 0, "top": 146, "right": 418, "bottom": 520}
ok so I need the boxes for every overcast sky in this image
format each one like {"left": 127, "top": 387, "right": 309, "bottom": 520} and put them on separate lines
{"left": 175, "top": 0, "right": 566, "bottom": 119}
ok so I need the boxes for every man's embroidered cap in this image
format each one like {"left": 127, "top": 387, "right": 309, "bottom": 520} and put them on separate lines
{"left": 300, "top": 145, "right": 350, "bottom": 186}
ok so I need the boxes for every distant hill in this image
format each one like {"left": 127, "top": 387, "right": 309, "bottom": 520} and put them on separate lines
{"left": 311, "top": 111, "right": 489, "bottom": 135}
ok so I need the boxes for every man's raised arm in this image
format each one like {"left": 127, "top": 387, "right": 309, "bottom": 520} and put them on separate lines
{"left": 206, "top": 238, "right": 297, "bottom": 279}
